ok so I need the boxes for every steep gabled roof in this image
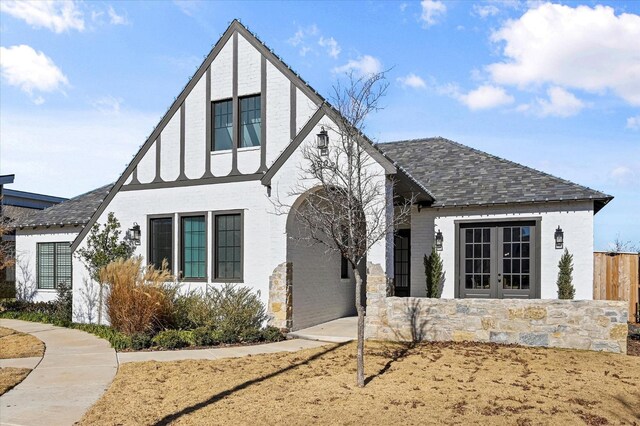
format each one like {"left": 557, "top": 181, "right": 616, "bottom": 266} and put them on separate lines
{"left": 70, "top": 20, "right": 400, "bottom": 251}
{"left": 378, "top": 138, "right": 612, "bottom": 212}
{"left": 15, "top": 184, "right": 113, "bottom": 228}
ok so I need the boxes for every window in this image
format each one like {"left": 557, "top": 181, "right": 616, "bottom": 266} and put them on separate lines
{"left": 149, "top": 217, "right": 173, "bottom": 271}
{"left": 181, "top": 216, "right": 206, "bottom": 279}
{"left": 213, "top": 99, "right": 233, "bottom": 151}
{"left": 240, "top": 95, "right": 261, "bottom": 147}
{"left": 215, "top": 213, "right": 242, "bottom": 280}
{"left": 37, "top": 242, "right": 72, "bottom": 289}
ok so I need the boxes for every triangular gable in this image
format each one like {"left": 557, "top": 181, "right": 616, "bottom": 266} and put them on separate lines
{"left": 70, "top": 20, "right": 410, "bottom": 251}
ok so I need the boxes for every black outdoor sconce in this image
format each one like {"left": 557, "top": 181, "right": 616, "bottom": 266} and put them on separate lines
{"left": 554, "top": 226, "right": 564, "bottom": 249}
{"left": 316, "top": 126, "right": 329, "bottom": 157}
{"left": 435, "top": 230, "right": 443, "bottom": 251}
{"left": 128, "top": 222, "right": 141, "bottom": 246}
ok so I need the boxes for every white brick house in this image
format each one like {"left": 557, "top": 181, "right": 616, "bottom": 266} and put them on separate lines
{"left": 13, "top": 21, "right": 612, "bottom": 331}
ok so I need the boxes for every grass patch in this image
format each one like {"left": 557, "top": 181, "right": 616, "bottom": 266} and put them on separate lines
{"left": 0, "top": 326, "right": 44, "bottom": 359}
{"left": 0, "top": 367, "right": 31, "bottom": 396}
{"left": 80, "top": 341, "right": 640, "bottom": 425}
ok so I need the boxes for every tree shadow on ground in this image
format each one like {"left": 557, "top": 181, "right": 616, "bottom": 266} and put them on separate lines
{"left": 364, "top": 298, "right": 429, "bottom": 385}
{"left": 152, "top": 341, "right": 349, "bottom": 426}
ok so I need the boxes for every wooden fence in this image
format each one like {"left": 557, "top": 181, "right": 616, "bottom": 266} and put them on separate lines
{"left": 594, "top": 252, "right": 640, "bottom": 323}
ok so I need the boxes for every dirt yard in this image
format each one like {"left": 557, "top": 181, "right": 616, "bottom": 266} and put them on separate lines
{"left": 0, "top": 367, "right": 31, "bottom": 395}
{"left": 0, "top": 326, "right": 44, "bottom": 395}
{"left": 80, "top": 341, "right": 640, "bottom": 425}
{"left": 0, "top": 326, "right": 44, "bottom": 359}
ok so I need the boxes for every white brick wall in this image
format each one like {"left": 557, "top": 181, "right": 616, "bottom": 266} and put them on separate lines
{"left": 410, "top": 201, "right": 595, "bottom": 300}
{"left": 15, "top": 228, "right": 82, "bottom": 303}
{"left": 184, "top": 76, "right": 206, "bottom": 179}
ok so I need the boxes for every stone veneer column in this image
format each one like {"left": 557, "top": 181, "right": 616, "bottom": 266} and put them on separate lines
{"left": 364, "top": 262, "right": 392, "bottom": 339}
{"left": 268, "top": 262, "right": 293, "bottom": 330}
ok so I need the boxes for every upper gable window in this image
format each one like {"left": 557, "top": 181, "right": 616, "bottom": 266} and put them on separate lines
{"left": 240, "top": 95, "right": 261, "bottom": 147}
{"left": 213, "top": 99, "right": 233, "bottom": 151}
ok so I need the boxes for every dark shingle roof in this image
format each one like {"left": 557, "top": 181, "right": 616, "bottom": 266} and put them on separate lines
{"left": 378, "top": 138, "right": 612, "bottom": 210}
{"left": 16, "top": 184, "right": 114, "bottom": 228}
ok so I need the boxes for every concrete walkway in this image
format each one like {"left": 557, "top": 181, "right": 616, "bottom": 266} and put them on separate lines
{"left": 0, "top": 319, "right": 118, "bottom": 426}
{"left": 288, "top": 316, "right": 357, "bottom": 342}
{"left": 118, "top": 338, "right": 327, "bottom": 363}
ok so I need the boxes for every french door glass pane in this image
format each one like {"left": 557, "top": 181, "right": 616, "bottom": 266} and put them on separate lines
{"left": 502, "top": 226, "right": 531, "bottom": 291}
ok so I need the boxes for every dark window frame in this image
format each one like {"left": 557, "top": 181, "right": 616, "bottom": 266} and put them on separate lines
{"left": 148, "top": 215, "right": 174, "bottom": 272}
{"left": 211, "top": 98, "right": 233, "bottom": 152}
{"left": 36, "top": 242, "right": 72, "bottom": 290}
{"left": 212, "top": 210, "right": 244, "bottom": 283}
{"left": 239, "top": 93, "right": 262, "bottom": 148}
{"left": 178, "top": 213, "right": 207, "bottom": 281}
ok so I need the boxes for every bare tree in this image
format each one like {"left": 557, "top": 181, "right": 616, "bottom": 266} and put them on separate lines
{"left": 608, "top": 234, "right": 640, "bottom": 254}
{"left": 275, "top": 71, "right": 413, "bottom": 387}
{"left": 14, "top": 255, "right": 37, "bottom": 302}
{"left": 77, "top": 277, "right": 99, "bottom": 324}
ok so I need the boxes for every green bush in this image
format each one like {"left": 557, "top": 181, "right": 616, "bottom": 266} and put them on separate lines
{"left": 172, "top": 289, "right": 212, "bottom": 330}
{"left": 54, "top": 281, "right": 73, "bottom": 322}
{"left": 210, "top": 328, "right": 238, "bottom": 344}
{"left": 261, "top": 326, "right": 285, "bottom": 342}
{"left": 209, "top": 284, "right": 267, "bottom": 338}
{"left": 239, "top": 327, "right": 262, "bottom": 343}
{"left": 191, "top": 327, "right": 219, "bottom": 346}
{"left": 130, "top": 333, "right": 153, "bottom": 350}
{"left": 152, "top": 330, "right": 193, "bottom": 349}
{"left": 70, "top": 323, "right": 133, "bottom": 351}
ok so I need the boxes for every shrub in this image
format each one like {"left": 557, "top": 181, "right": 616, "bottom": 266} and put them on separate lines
{"left": 54, "top": 281, "right": 73, "bottom": 322}
{"left": 208, "top": 284, "right": 267, "bottom": 339}
{"left": 191, "top": 327, "right": 220, "bottom": 346}
{"left": 557, "top": 248, "right": 575, "bottom": 300}
{"left": 239, "top": 327, "right": 262, "bottom": 343}
{"left": 424, "top": 246, "right": 443, "bottom": 298}
{"left": 152, "top": 330, "right": 193, "bottom": 349}
{"left": 261, "top": 326, "right": 285, "bottom": 342}
{"left": 210, "top": 328, "right": 238, "bottom": 344}
{"left": 172, "top": 289, "right": 212, "bottom": 330}
{"left": 100, "top": 257, "right": 175, "bottom": 335}
{"left": 130, "top": 333, "right": 153, "bottom": 350}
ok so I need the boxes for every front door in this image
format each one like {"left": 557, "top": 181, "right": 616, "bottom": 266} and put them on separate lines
{"left": 459, "top": 222, "right": 537, "bottom": 299}
{"left": 394, "top": 229, "right": 411, "bottom": 297}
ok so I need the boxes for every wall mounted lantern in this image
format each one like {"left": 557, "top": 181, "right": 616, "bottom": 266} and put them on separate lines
{"left": 128, "top": 222, "right": 141, "bottom": 246}
{"left": 554, "top": 226, "right": 564, "bottom": 249}
{"left": 435, "top": 230, "right": 443, "bottom": 251}
{"left": 316, "top": 126, "right": 329, "bottom": 157}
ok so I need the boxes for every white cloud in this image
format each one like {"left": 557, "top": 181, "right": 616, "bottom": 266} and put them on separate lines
{"left": 626, "top": 115, "right": 640, "bottom": 131}
{"left": 420, "top": 0, "right": 446, "bottom": 27}
{"left": 172, "top": 0, "right": 202, "bottom": 17}
{"left": 318, "top": 36, "right": 341, "bottom": 59}
{"left": 333, "top": 55, "right": 382, "bottom": 76}
{"left": 397, "top": 73, "right": 427, "bottom": 89}
{"left": 536, "top": 86, "right": 585, "bottom": 117}
{"left": 0, "top": 0, "right": 84, "bottom": 33}
{"left": 92, "top": 96, "right": 123, "bottom": 114}
{"left": 0, "top": 45, "right": 68, "bottom": 97}
{"left": 288, "top": 24, "right": 327, "bottom": 57}
{"left": 609, "top": 165, "right": 637, "bottom": 185}
{"left": 456, "top": 84, "right": 514, "bottom": 110}
{"left": 107, "top": 6, "right": 128, "bottom": 25}
{"left": 473, "top": 4, "right": 500, "bottom": 18}
{"left": 487, "top": 3, "right": 640, "bottom": 106}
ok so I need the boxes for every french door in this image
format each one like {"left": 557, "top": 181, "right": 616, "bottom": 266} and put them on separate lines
{"left": 459, "top": 221, "right": 537, "bottom": 299}
{"left": 394, "top": 229, "right": 411, "bottom": 297}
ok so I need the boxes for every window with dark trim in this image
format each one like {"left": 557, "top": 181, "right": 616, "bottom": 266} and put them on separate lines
{"left": 149, "top": 217, "right": 173, "bottom": 271}
{"left": 212, "top": 99, "right": 233, "bottom": 151}
{"left": 240, "top": 95, "right": 261, "bottom": 147}
{"left": 37, "top": 242, "right": 72, "bottom": 289}
{"left": 215, "top": 214, "right": 242, "bottom": 280}
{"left": 181, "top": 216, "right": 206, "bottom": 279}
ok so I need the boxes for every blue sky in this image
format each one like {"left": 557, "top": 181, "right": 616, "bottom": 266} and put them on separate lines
{"left": 0, "top": 0, "right": 638, "bottom": 250}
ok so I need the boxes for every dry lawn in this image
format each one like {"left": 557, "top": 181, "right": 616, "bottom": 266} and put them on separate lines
{"left": 0, "top": 326, "right": 45, "bottom": 359}
{"left": 80, "top": 341, "right": 640, "bottom": 426}
{"left": 0, "top": 367, "right": 31, "bottom": 396}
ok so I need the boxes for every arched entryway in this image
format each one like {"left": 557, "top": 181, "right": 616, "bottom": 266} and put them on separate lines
{"left": 285, "top": 190, "right": 362, "bottom": 331}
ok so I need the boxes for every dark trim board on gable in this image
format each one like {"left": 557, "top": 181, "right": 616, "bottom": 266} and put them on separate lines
{"left": 71, "top": 20, "right": 330, "bottom": 252}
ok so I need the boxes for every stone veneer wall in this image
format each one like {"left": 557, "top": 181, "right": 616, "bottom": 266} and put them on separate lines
{"left": 365, "top": 295, "right": 629, "bottom": 354}
{"left": 268, "top": 262, "right": 292, "bottom": 330}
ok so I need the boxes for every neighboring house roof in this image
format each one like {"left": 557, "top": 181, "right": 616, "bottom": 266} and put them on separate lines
{"left": 378, "top": 138, "right": 613, "bottom": 212}
{"left": 2, "top": 189, "right": 68, "bottom": 210}
{"left": 15, "top": 184, "right": 113, "bottom": 228}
